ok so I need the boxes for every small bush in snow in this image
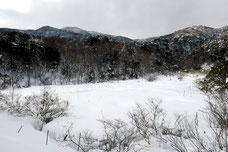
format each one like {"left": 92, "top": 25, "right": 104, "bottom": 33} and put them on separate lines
{"left": 24, "top": 87, "right": 69, "bottom": 131}
{"left": 200, "top": 63, "right": 213, "bottom": 72}
{"left": 0, "top": 91, "right": 9, "bottom": 111}
{"left": 177, "top": 72, "right": 185, "bottom": 81}
{"left": 0, "top": 87, "right": 68, "bottom": 131}
{"left": 129, "top": 99, "right": 166, "bottom": 144}
{"left": 63, "top": 125, "right": 98, "bottom": 152}
{"left": 98, "top": 119, "right": 139, "bottom": 152}
{"left": 63, "top": 120, "right": 141, "bottom": 152}
{"left": 0, "top": 89, "right": 24, "bottom": 115}
{"left": 144, "top": 74, "right": 158, "bottom": 82}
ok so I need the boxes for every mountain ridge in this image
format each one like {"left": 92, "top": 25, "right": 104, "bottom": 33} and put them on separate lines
{"left": 1, "top": 24, "right": 227, "bottom": 42}
{"left": 0, "top": 24, "right": 227, "bottom": 88}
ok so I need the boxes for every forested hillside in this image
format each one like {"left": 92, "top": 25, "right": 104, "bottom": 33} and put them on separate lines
{"left": 0, "top": 25, "right": 227, "bottom": 88}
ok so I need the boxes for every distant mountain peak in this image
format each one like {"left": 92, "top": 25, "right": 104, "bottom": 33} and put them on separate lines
{"left": 175, "top": 25, "right": 213, "bottom": 33}
{"left": 191, "top": 25, "right": 213, "bottom": 30}
{"left": 62, "top": 26, "right": 109, "bottom": 37}
{"left": 171, "top": 25, "right": 217, "bottom": 38}
{"left": 62, "top": 26, "right": 91, "bottom": 36}
{"left": 62, "top": 26, "right": 84, "bottom": 31}
{"left": 37, "top": 25, "right": 58, "bottom": 31}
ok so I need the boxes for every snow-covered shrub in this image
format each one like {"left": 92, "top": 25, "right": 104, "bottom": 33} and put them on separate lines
{"left": 177, "top": 72, "right": 185, "bottom": 81}
{"left": 129, "top": 99, "right": 166, "bottom": 144}
{"left": 24, "top": 87, "right": 69, "bottom": 131}
{"left": 161, "top": 114, "right": 193, "bottom": 152}
{"left": 98, "top": 119, "right": 139, "bottom": 152}
{"left": 0, "top": 89, "right": 24, "bottom": 115}
{"left": 160, "top": 91, "right": 228, "bottom": 152}
{"left": 63, "top": 119, "right": 140, "bottom": 152}
{"left": 0, "top": 91, "right": 9, "bottom": 111}
{"left": 0, "top": 87, "right": 68, "bottom": 131}
{"left": 63, "top": 125, "right": 98, "bottom": 152}
{"left": 144, "top": 73, "right": 158, "bottom": 82}
{"left": 200, "top": 63, "right": 213, "bottom": 72}
{"left": 203, "top": 90, "right": 228, "bottom": 151}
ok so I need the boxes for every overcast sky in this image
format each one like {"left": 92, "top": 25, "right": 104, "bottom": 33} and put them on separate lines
{"left": 0, "top": 0, "right": 228, "bottom": 39}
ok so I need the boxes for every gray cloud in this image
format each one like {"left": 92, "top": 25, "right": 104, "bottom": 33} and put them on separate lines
{"left": 0, "top": 0, "right": 228, "bottom": 38}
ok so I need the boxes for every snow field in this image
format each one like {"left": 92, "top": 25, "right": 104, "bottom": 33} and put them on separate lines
{"left": 0, "top": 75, "right": 206, "bottom": 152}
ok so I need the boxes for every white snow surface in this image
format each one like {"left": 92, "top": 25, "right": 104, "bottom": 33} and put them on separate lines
{"left": 0, "top": 113, "right": 75, "bottom": 152}
{"left": 0, "top": 75, "right": 206, "bottom": 152}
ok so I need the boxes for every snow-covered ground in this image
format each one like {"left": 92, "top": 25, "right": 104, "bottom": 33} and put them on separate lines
{"left": 0, "top": 75, "right": 207, "bottom": 152}
{"left": 0, "top": 113, "right": 75, "bottom": 152}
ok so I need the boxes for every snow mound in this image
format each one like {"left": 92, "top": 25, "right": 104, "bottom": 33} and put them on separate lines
{"left": 0, "top": 113, "right": 75, "bottom": 152}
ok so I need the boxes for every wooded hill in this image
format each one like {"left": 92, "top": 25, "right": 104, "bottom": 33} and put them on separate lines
{"left": 0, "top": 25, "right": 227, "bottom": 88}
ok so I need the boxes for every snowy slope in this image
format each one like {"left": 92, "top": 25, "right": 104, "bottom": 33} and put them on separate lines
{"left": 0, "top": 75, "right": 206, "bottom": 152}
